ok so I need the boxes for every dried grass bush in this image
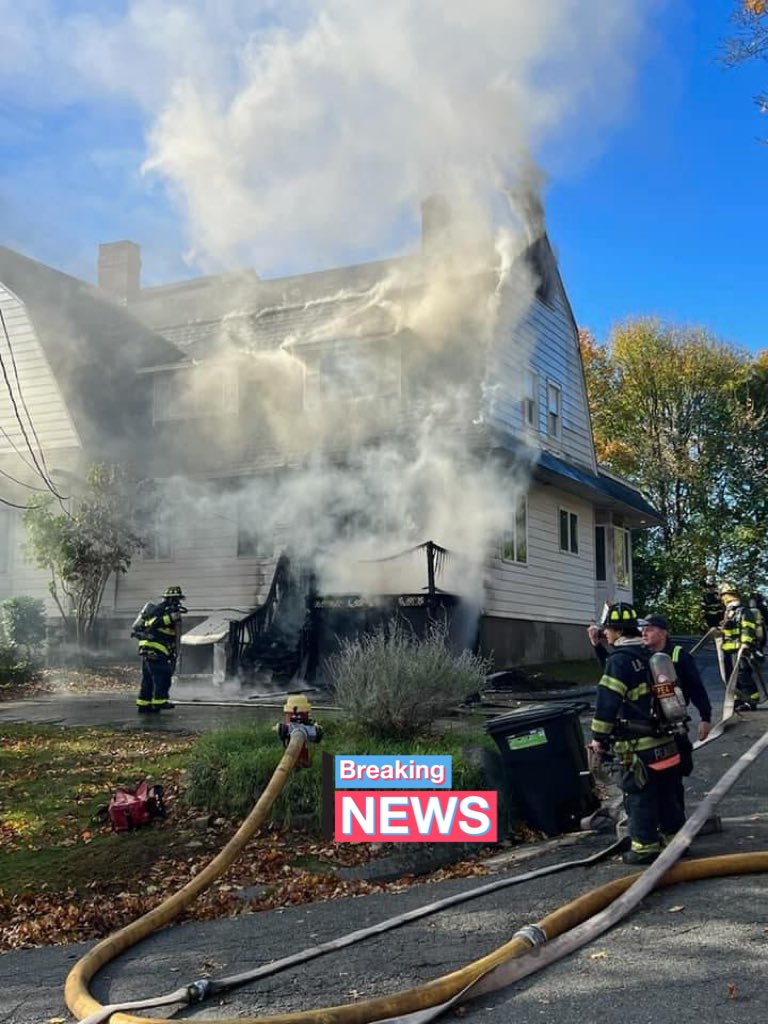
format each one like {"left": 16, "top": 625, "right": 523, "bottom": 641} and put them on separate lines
{"left": 328, "top": 618, "right": 491, "bottom": 739}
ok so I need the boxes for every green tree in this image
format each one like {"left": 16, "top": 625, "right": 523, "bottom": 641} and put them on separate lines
{"left": 0, "top": 596, "right": 46, "bottom": 659}
{"left": 581, "top": 320, "right": 763, "bottom": 630}
{"left": 23, "top": 465, "right": 144, "bottom": 645}
{"left": 724, "top": 1, "right": 768, "bottom": 120}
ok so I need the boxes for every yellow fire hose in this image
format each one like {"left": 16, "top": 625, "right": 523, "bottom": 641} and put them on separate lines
{"left": 65, "top": 711, "right": 768, "bottom": 1024}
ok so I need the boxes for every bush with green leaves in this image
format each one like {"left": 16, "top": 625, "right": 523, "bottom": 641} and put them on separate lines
{"left": 182, "top": 718, "right": 500, "bottom": 830}
{"left": 0, "top": 643, "right": 37, "bottom": 688}
{"left": 1, "top": 596, "right": 47, "bottom": 658}
{"left": 327, "top": 619, "right": 491, "bottom": 739}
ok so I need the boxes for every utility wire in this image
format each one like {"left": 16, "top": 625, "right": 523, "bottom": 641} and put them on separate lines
{"left": 0, "top": 465, "right": 48, "bottom": 491}
{"left": 0, "top": 308, "right": 69, "bottom": 504}
{"left": 0, "top": 307, "right": 55, "bottom": 482}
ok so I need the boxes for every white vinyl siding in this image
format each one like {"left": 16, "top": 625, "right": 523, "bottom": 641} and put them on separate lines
{"left": 115, "top": 506, "right": 282, "bottom": 618}
{"left": 0, "top": 284, "right": 80, "bottom": 455}
{"left": 485, "top": 484, "right": 595, "bottom": 625}
{"left": 489, "top": 283, "right": 597, "bottom": 471}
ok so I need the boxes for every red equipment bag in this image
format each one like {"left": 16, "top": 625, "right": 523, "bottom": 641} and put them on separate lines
{"left": 107, "top": 781, "right": 166, "bottom": 832}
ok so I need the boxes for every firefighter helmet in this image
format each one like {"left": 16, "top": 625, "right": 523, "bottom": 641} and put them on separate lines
{"left": 163, "top": 585, "right": 186, "bottom": 600}
{"left": 719, "top": 582, "right": 739, "bottom": 599}
{"left": 601, "top": 602, "right": 638, "bottom": 631}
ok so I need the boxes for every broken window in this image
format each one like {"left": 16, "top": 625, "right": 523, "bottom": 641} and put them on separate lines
{"left": 154, "top": 366, "right": 231, "bottom": 421}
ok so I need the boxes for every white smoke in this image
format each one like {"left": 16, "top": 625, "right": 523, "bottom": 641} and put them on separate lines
{"left": 0, "top": 1, "right": 650, "bottom": 273}
{"left": 0, "top": 1, "right": 657, "bottom": 629}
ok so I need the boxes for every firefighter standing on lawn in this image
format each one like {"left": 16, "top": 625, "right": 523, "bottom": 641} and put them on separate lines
{"left": 719, "top": 582, "right": 761, "bottom": 710}
{"left": 132, "top": 585, "right": 186, "bottom": 713}
{"left": 589, "top": 602, "right": 684, "bottom": 865}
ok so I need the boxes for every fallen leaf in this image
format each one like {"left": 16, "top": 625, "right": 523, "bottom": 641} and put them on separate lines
{"left": 727, "top": 982, "right": 737, "bottom": 1000}
{"left": 589, "top": 951, "right": 608, "bottom": 960}
{"left": 668, "top": 905, "right": 685, "bottom": 913}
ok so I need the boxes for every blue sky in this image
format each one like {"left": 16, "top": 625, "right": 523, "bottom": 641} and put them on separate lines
{"left": 0, "top": 1, "right": 765, "bottom": 352}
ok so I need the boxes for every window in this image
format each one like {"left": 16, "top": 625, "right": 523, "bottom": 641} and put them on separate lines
{"left": 154, "top": 366, "right": 230, "bottom": 422}
{"left": 501, "top": 499, "right": 528, "bottom": 564}
{"left": 143, "top": 510, "right": 173, "bottom": 561}
{"left": 304, "top": 342, "right": 401, "bottom": 409}
{"left": 522, "top": 370, "right": 538, "bottom": 429}
{"left": 237, "top": 499, "right": 273, "bottom": 558}
{"left": 0, "top": 510, "right": 11, "bottom": 573}
{"left": 559, "top": 508, "right": 579, "bottom": 554}
{"left": 614, "top": 527, "right": 632, "bottom": 586}
{"left": 546, "top": 381, "right": 562, "bottom": 438}
{"left": 595, "top": 525, "right": 606, "bottom": 581}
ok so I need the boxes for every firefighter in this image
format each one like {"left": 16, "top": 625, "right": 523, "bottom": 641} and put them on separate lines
{"left": 701, "top": 579, "right": 723, "bottom": 631}
{"left": 748, "top": 592, "right": 768, "bottom": 652}
{"left": 719, "top": 583, "right": 761, "bottom": 711}
{"left": 133, "top": 585, "right": 187, "bottom": 713}
{"left": 639, "top": 613, "right": 712, "bottom": 742}
{"left": 589, "top": 602, "right": 684, "bottom": 865}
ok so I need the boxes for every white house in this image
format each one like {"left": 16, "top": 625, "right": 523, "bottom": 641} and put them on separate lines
{"left": 0, "top": 208, "right": 658, "bottom": 671}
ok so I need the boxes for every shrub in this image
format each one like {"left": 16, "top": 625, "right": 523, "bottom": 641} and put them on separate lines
{"left": 327, "top": 619, "right": 491, "bottom": 739}
{"left": 1, "top": 596, "right": 47, "bottom": 658}
{"left": 0, "top": 643, "right": 37, "bottom": 688}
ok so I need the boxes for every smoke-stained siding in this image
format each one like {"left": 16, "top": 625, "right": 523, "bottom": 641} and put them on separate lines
{"left": 484, "top": 484, "right": 595, "bottom": 624}
{"left": 0, "top": 284, "right": 81, "bottom": 455}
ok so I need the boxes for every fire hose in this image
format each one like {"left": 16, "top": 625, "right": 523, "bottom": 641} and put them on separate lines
{"left": 66, "top": 674, "right": 768, "bottom": 1024}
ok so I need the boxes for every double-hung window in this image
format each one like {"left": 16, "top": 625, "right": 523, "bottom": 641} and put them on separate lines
{"left": 546, "top": 381, "right": 562, "bottom": 438}
{"left": 501, "top": 499, "right": 528, "bottom": 564}
{"left": 559, "top": 508, "right": 579, "bottom": 555}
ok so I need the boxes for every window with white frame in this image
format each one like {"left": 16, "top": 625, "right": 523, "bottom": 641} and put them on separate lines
{"left": 559, "top": 508, "right": 579, "bottom": 554}
{"left": 546, "top": 381, "right": 562, "bottom": 438}
{"left": 0, "top": 510, "right": 11, "bottom": 573}
{"left": 614, "top": 526, "right": 632, "bottom": 586}
{"left": 142, "top": 509, "right": 174, "bottom": 561}
{"left": 237, "top": 498, "right": 274, "bottom": 558}
{"left": 501, "top": 498, "right": 528, "bottom": 564}
{"left": 522, "top": 370, "right": 538, "bottom": 429}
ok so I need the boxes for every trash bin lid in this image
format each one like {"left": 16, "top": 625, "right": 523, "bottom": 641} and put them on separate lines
{"left": 484, "top": 702, "right": 587, "bottom": 736}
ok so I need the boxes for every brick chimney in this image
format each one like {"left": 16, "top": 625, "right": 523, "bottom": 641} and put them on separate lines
{"left": 98, "top": 241, "right": 141, "bottom": 303}
{"left": 420, "top": 195, "right": 452, "bottom": 253}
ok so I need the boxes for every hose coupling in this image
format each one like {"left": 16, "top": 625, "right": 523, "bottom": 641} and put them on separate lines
{"left": 186, "top": 979, "right": 213, "bottom": 1003}
{"left": 513, "top": 923, "right": 548, "bottom": 951}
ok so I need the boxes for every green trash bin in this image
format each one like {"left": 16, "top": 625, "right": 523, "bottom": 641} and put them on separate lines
{"left": 485, "top": 702, "right": 599, "bottom": 836}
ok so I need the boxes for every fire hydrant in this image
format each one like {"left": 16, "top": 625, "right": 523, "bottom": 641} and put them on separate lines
{"left": 276, "top": 694, "right": 322, "bottom": 767}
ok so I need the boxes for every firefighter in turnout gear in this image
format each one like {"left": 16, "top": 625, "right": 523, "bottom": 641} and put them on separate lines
{"left": 589, "top": 602, "right": 684, "bottom": 865}
{"left": 133, "top": 585, "right": 187, "bottom": 713}
{"left": 719, "top": 583, "right": 761, "bottom": 711}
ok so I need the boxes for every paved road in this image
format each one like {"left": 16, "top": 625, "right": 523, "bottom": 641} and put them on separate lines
{"left": 3, "top": 642, "right": 768, "bottom": 1024}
